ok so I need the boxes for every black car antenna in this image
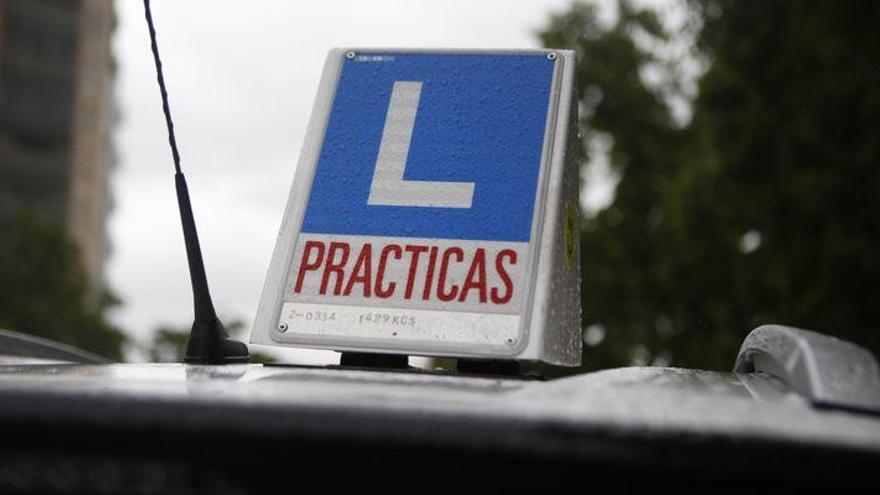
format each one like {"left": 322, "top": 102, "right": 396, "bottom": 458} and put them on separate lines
{"left": 143, "top": 0, "right": 248, "bottom": 364}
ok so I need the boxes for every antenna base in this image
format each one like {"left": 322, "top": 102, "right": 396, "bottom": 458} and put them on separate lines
{"left": 184, "top": 317, "right": 249, "bottom": 364}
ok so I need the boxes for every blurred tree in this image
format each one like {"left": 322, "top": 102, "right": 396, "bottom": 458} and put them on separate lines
{"left": 148, "top": 319, "right": 275, "bottom": 363}
{"left": 148, "top": 327, "right": 190, "bottom": 363}
{"left": 0, "top": 212, "right": 127, "bottom": 360}
{"left": 540, "top": 0, "right": 880, "bottom": 370}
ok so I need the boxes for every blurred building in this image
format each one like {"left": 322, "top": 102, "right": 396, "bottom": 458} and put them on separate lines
{"left": 0, "top": 0, "right": 116, "bottom": 299}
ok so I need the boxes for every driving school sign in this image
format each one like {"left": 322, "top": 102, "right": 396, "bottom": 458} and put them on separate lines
{"left": 252, "top": 49, "right": 581, "bottom": 365}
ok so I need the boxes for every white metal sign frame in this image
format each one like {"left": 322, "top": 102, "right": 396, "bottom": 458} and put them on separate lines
{"left": 252, "top": 48, "right": 580, "bottom": 365}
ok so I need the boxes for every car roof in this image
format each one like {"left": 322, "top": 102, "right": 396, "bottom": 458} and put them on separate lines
{"left": 1, "top": 362, "right": 878, "bottom": 452}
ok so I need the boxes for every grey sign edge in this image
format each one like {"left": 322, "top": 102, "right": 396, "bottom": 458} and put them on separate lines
{"left": 249, "top": 48, "right": 581, "bottom": 366}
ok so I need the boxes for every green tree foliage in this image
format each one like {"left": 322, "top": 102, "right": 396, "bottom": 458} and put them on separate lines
{"left": 0, "top": 212, "right": 127, "bottom": 360}
{"left": 540, "top": 0, "right": 880, "bottom": 370}
{"left": 147, "top": 326, "right": 191, "bottom": 363}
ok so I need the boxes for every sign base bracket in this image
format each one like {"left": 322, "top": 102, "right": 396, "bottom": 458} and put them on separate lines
{"left": 456, "top": 359, "right": 520, "bottom": 377}
{"left": 339, "top": 352, "right": 409, "bottom": 370}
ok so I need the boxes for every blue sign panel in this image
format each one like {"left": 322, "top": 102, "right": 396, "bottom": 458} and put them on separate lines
{"left": 301, "top": 53, "right": 555, "bottom": 242}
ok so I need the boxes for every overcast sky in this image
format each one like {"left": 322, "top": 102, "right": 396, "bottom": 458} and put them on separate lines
{"left": 108, "top": 0, "right": 593, "bottom": 362}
